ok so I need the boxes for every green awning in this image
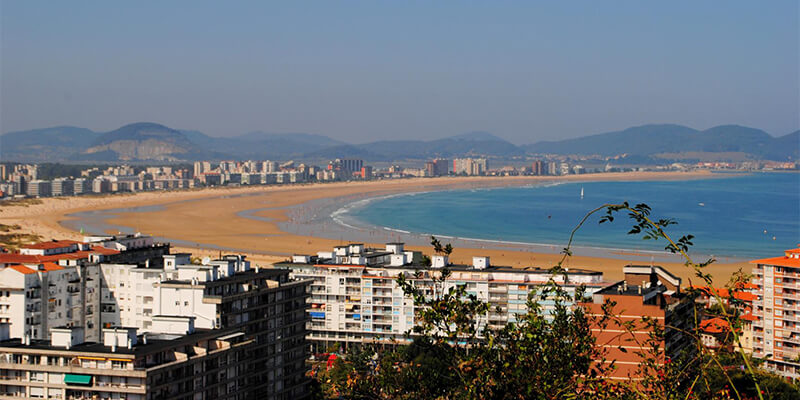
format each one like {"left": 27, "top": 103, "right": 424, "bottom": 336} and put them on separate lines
{"left": 64, "top": 374, "right": 92, "bottom": 385}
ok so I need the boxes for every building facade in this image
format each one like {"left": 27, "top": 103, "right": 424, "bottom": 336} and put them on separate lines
{"left": 581, "top": 265, "right": 695, "bottom": 380}
{"left": 0, "top": 238, "right": 313, "bottom": 399}
{"left": 750, "top": 246, "right": 800, "bottom": 379}
{"left": 0, "top": 324, "right": 265, "bottom": 400}
{"left": 276, "top": 242, "right": 608, "bottom": 352}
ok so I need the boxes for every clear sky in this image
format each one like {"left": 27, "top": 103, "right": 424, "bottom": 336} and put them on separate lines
{"left": 1, "top": 1, "right": 798, "bottom": 144}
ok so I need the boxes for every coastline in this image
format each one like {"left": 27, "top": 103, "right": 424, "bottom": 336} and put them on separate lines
{"left": 0, "top": 171, "right": 749, "bottom": 284}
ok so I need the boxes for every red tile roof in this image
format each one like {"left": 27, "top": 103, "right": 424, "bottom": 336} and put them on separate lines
{"left": 749, "top": 256, "right": 800, "bottom": 269}
{"left": 689, "top": 286, "right": 756, "bottom": 302}
{"left": 39, "top": 262, "right": 63, "bottom": 272}
{"left": 23, "top": 240, "right": 80, "bottom": 250}
{"left": 8, "top": 265, "right": 36, "bottom": 275}
{"left": 733, "top": 292, "right": 757, "bottom": 301}
{"left": 740, "top": 313, "right": 758, "bottom": 322}
{"left": 0, "top": 245, "right": 119, "bottom": 265}
{"left": 699, "top": 318, "right": 730, "bottom": 334}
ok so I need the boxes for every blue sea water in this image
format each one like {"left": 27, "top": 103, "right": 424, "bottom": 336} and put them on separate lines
{"left": 347, "top": 173, "right": 800, "bottom": 260}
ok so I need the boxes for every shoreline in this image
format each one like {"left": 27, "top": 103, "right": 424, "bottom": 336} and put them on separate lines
{"left": 0, "top": 171, "right": 750, "bottom": 284}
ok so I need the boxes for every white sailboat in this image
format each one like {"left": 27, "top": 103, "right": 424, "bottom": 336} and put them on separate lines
{"left": 580, "top": 187, "right": 584, "bottom": 199}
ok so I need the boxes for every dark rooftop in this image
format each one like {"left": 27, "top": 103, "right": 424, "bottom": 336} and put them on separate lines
{"left": 0, "top": 328, "right": 230, "bottom": 357}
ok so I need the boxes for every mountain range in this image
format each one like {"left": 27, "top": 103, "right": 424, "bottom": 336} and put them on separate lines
{"left": 0, "top": 122, "right": 797, "bottom": 163}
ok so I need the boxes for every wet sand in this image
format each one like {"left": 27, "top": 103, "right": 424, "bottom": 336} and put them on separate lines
{"left": 0, "top": 171, "right": 747, "bottom": 284}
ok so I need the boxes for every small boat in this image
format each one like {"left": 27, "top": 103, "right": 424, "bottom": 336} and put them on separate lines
{"left": 698, "top": 202, "right": 705, "bottom": 207}
{"left": 580, "top": 187, "right": 584, "bottom": 199}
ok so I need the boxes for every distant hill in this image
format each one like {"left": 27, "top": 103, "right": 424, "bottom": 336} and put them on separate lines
{"left": 0, "top": 126, "right": 101, "bottom": 162}
{"left": 2, "top": 122, "right": 796, "bottom": 162}
{"left": 181, "top": 130, "right": 345, "bottom": 160}
{"left": 765, "top": 131, "right": 800, "bottom": 161}
{"left": 306, "top": 132, "right": 525, "bottom": 160}
{"left": 76, "top": 122, "right": 211, "bottom": 161}
{"left": 524, "top": 124, "right": 798, "bottom": 161}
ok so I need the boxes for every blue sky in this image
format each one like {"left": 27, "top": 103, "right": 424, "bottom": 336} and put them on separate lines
{"left": 1, "top": 1, "right": 797, "bottom": 143}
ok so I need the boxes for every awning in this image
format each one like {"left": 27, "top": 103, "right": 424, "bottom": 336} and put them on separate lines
{"left": 64, "top": 374, "right": 92, "bottom": 385}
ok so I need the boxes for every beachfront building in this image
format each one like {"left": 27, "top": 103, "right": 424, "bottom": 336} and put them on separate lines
{"left": 453, "top": 158, "right": 488, "bottom": 176}
{"left": 580, "top": 265, "right": 695, "bottom": 380}
{"left": 275, "top": 242, "right": 608, "bottom": 352}
{"left": 0, "top": 324, "right": 267, "bottom": 400}
{"left": 0, "top": 236, "right": 166, "bottom": 342}
{"left": 25, "top": 180, "right": 51, "bottom": 198}
{"left": 0, "top": 263, "right": 81, "bottom": 341}
{"left": 0, "top": 238, "right": 313, "bottom": 398}
{"left": 750, "top": 246, "right": 800, "bottom": 380}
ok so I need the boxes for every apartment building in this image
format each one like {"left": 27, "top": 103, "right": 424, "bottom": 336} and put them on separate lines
{"left": 452, "top": 158, "right": 488, "bottom": 176}
{"left": 0, "top": 263, "right": 80, "bottom": 341}
{"left": 276, "top": 242, "right": 608, "bottom": 352}
{"left": 51, "top": 179, "right": 74, "bottom": 197}
{"left": 89, "top": 255, "right": 311, "bottom": 397}
{"left": 0, "top": 324, "right": 260, "bottom": 400}
{"left": 750, "top": 246, "right": 800, "bottom": 379}
{"left": 0, "top": 239, "right": 313, "bottom": 399}
{"left": 25, "top": 181, "right": 51, "bottom": 198}
{"left": 581, "top": 265, "right": 695, "bottom": 380}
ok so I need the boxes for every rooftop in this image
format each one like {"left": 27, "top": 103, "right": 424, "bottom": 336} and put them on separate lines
{"left": 23, "top": 240, "right": 80, "bottom": 250}
{"left": 0, "top": 328, "right": 226, "bottom": 357}
{"left": 750, "top": 255, "right": 800, "bottom": 269}
{"left": 0, "top": 246, "right": 120, "bottom": 264}
{"left": 282, "top": 260, "right": 602, "bottom": 276}
{"left": 595, "top": 280, "right": 663, "bottom": 297}
{"left": 750, "top": 246, "right": 800, "bottom": 268}
{"left": 699, "top": 317, "right": 730, "bottom": 334}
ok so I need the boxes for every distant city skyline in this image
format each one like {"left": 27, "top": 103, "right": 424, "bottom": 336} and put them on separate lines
{"left": 1, "top": 1, "right": 798, "bottom": 143}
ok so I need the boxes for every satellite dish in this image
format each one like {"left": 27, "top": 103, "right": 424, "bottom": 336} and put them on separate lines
{"left": 202, "top": 257, "right": 211, "bottom": 265}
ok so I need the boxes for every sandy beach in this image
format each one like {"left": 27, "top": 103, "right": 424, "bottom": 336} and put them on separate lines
{"left": 0, "top": 171, "right": 749, "bottom": 284}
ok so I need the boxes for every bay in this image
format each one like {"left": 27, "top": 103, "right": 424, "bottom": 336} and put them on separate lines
{"left": 347, "top": 173, "right": 800, "bottom": 260}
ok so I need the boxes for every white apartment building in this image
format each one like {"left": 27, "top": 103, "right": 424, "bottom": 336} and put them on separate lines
{"left": 751, "top": 246, "right": 800, "bottom": 380}
{"left": 276, "top": 242, "right": 608, "bottom": 352}
{"left": 97, "top": 253, "right": 251, "bottom": 332}
{"left": 0, "top": 242, "right": 313, "bottom": 399}
{"left": 0, "top": 235, "right": 166, "bottom": 343}
{"left": 0, "top": 263, "right": 81, "bottom": 341}
{"left": 453, "top": 158, "right": 488, "bottom": 176}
